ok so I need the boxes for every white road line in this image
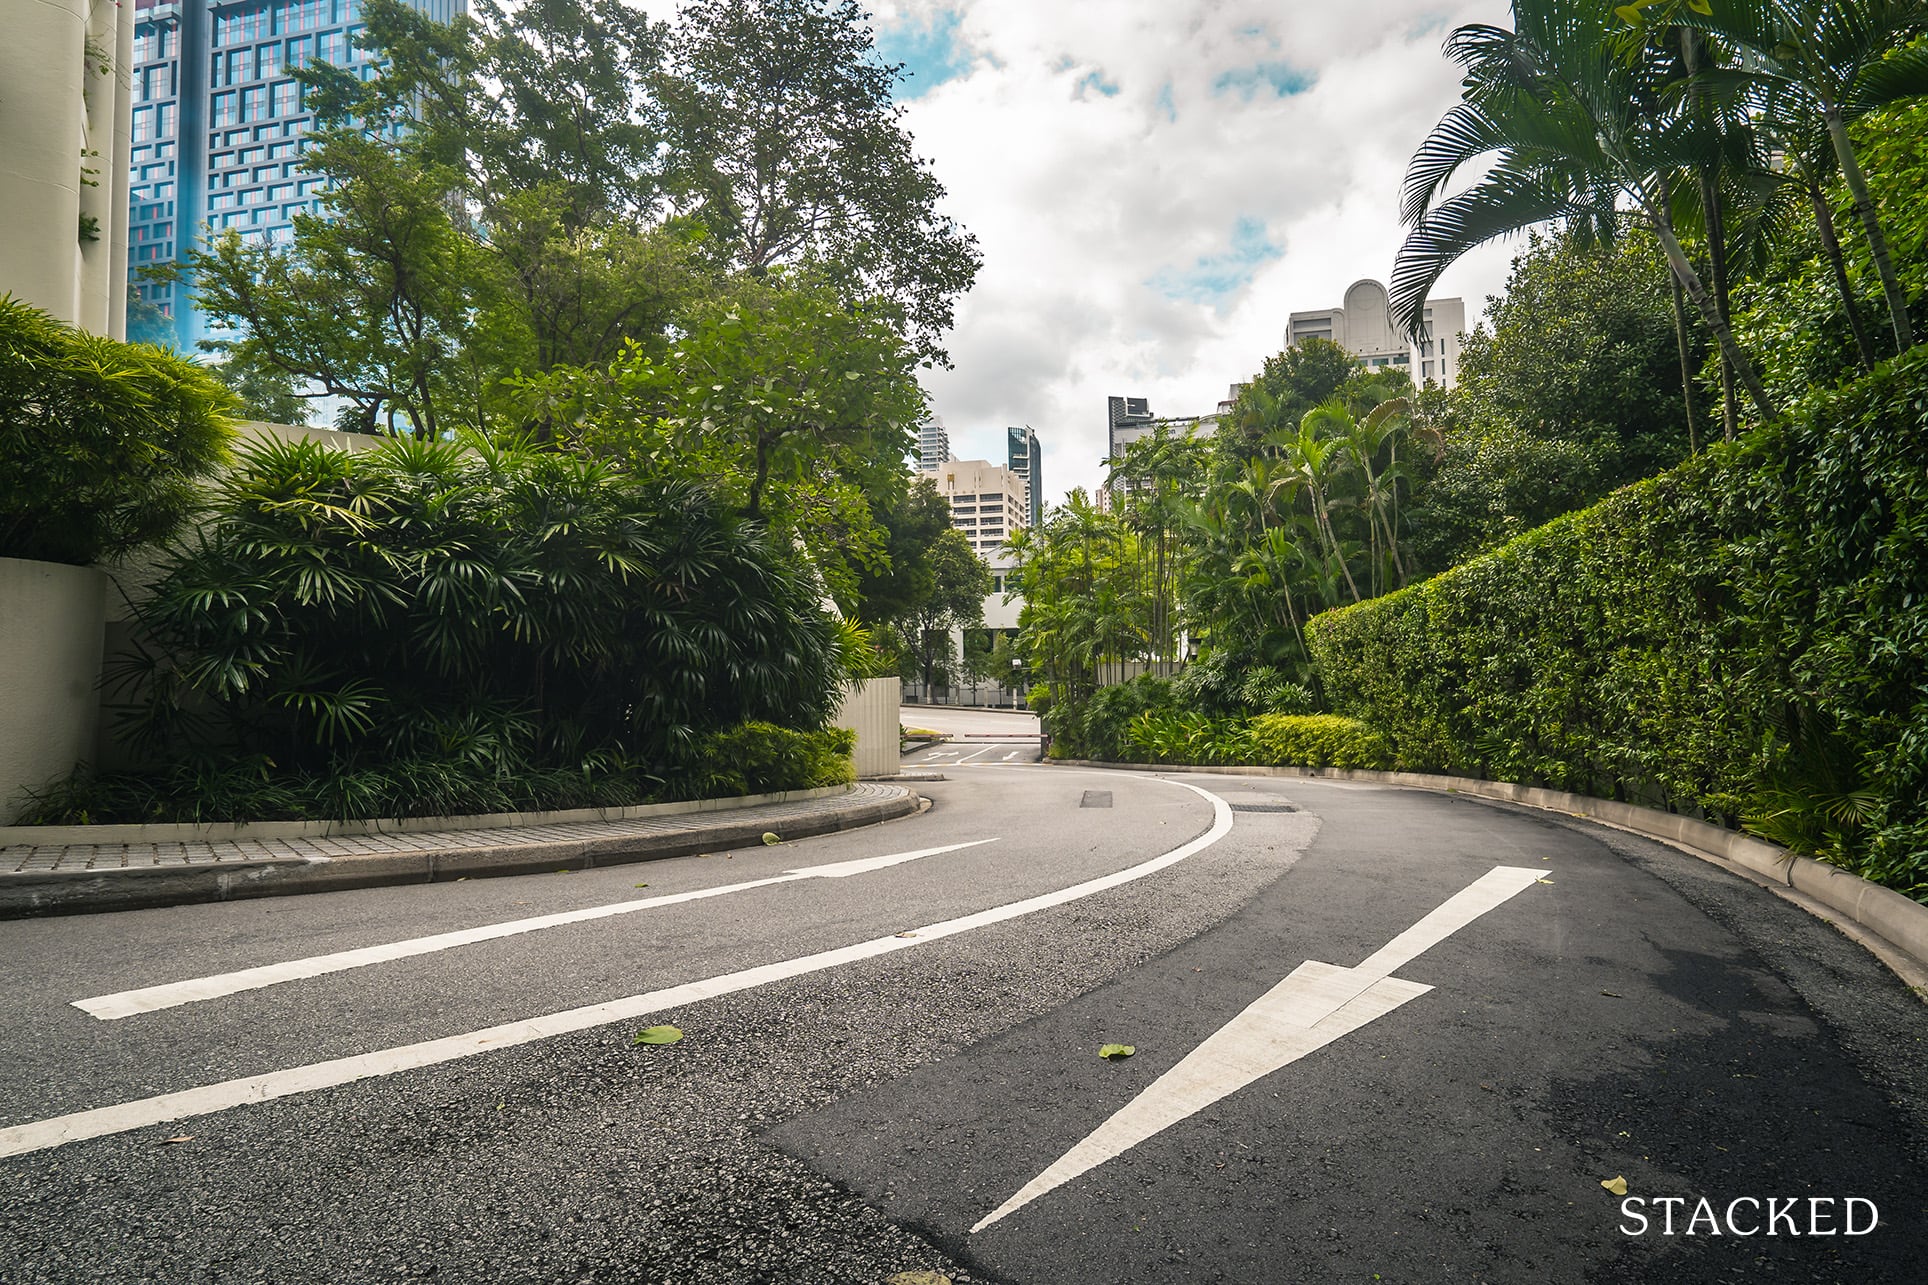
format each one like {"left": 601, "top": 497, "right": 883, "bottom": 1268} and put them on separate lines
{"left": 957, "top": 744, "right": 1003, "bottom": 763}
{"left": 72, "top": 841, "right": 999, "bottom": 1022}
{"left": 5, "top": 782, "right": 1233, "bottom": 1158}
{"left": 971, "top": 865, "right": 1544, "bottom": 1233}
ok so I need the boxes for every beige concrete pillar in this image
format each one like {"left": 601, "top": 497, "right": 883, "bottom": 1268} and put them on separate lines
{"left": 1, "top": 0, "right": 133, "bottom": 338}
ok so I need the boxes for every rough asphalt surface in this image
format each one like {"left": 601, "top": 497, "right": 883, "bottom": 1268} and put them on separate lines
{"left": 0, "top": 734, "right": 1922, "bottom": 1283}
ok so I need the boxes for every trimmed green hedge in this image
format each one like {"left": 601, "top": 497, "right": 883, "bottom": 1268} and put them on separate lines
{"left": 674, "top": 723, "right": 857, "bottom": 800}
{"left": 1307, "top": 348, "right": 1928, "bottom": 900}
{"left": 1246, "top": 714, "right": 1391, "bottom": 771}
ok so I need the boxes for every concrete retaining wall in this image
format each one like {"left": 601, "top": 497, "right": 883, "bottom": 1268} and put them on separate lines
{"left": 0, "top": 558, "right": 106, "bottom": 823}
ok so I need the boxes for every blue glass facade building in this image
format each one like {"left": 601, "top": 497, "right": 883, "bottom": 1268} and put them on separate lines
{"left": 127, "top": 0, "right": 462, "bottom": 352}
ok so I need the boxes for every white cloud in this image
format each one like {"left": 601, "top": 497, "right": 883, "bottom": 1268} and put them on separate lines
{"left": 873, "top": 0, "right": 1518, "bottom": 505}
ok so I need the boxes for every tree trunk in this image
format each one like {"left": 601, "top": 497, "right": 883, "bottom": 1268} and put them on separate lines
{"left": 1700, "top": 175, "right": 1737, "bottom": 439}
{"left": 1810, "top": 182, "right": 1877, "bottom": 370}
{"left": 1668, "top": 273, "right": 1700, "bottom": 454}
{"left": 1647, "top": 207, "right": 1778, "bottom": 422}
{"left": 1827, "top": 107, "right": 1914, "bottom": 353}
{"left": 1682, "top": 29, "right": 1736, "bottom": 438}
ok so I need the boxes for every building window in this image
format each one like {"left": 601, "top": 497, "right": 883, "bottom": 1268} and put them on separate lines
{"left": 213, "top": 93, "right": 239, "bottom": 126}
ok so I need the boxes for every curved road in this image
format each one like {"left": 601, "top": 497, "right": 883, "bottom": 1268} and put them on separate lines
{"left": 0, "top": 711, "right": 1922, "bottom": 1283}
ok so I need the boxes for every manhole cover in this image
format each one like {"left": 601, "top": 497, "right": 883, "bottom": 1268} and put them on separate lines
{"left": 1218, "top": 790, "right": 1300, "bottom": 813}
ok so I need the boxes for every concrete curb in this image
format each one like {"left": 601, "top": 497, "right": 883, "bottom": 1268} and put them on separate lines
{"left": 0, "top": 785, "right": 921, "bottom": 918}
{"left": 1048, "top": 758, "right": 1928, "bottom": 980}
{"left": 0, "top": 784, "right": 852, "bottom": 847}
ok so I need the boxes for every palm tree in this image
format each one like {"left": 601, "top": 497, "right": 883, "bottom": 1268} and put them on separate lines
{"left": 1394, "top": 2, "right": 1781, "bottom": 421}
{"left": 1668, "top": 0, "right": 1928, "bottom": 353}
{"left": 1285, "top": 403, "right": 1366, "bottom": 603}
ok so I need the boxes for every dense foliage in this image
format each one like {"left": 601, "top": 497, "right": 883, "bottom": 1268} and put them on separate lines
{"left": 1412, "top": 229, "right": 1698, "bottom": 569}
{"left": 181, "top": 0, "right": 975, "bottom": 435}
{"left": 0, "top": 297, "right": 234, "bottom": 566}
{"left": 28, "top": 437, "right": 857, "bottom": 823}
{"left": 1308, "top": 348, "right": 1928, "bottom": 900}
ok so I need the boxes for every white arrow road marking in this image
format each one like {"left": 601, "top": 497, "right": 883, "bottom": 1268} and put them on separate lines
{"left": 4, "top": 782, "right": 1232, "bottom": 1158}
{"left": 970, "top": 864, "right": 1545, "bottom": 1233}
{"left": 72, "top": 841, "right": 999, "bottom": 1022}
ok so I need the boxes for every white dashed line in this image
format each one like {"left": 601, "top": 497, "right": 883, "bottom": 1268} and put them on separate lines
{"left": 72, "top": 841, "right": 999, "bottom": 1021}
{"left": 5, "top": 783, "right": 1233, "bottom": 1158}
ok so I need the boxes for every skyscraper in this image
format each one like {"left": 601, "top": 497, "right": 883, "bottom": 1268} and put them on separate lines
{"left": 126, "top": 0, "right": 464, "bottom": 351}
{"left": 1006, "top": 424, "right": 1043, "bottom": 527}
{"left": 916, "top": 414, "right": 952, "bottom": 468}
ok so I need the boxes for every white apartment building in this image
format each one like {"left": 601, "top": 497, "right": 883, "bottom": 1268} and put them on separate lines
{"left": 921, "top": 458, "right": 1030, "bottom": 560}
{"left": 1287, "top": 279, "right": 1467, "bottom": 388}
{"left": 916, "top": 415, "right": 952, "bottom": 467}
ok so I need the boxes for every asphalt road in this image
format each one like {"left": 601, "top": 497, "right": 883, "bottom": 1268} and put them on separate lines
{"left": 1, "top": 745, "right": 1922, "bottom": 1284}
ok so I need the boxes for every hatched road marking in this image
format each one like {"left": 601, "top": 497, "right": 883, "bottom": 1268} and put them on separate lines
{"left": 73, "top": 841, "right": 999, "bottom": 1022}
{"left": 4, "top": 782, "right": 1233, "bottom": 1158}
{"left": 971, "top": 865, "right": 1545, "bottom": 1233}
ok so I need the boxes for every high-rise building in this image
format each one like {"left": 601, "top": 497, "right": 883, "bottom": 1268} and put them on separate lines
{"left": 126, "top": 0, "right": 464, "bottom": 351}
{"left": 1005, "top": 425, "right": 1043, "bottom": 527}
{"left": 918, "top": 458, "right": 1029, "bottom": 561}
{"left": 915, "top": 414, "right": 952, "bottom": 468}
{"left": 1286, "top": 278, "right": 1467, "bottom": 388}
{"left": 1106, "top": 395, "right": 1157, "bottom": 462}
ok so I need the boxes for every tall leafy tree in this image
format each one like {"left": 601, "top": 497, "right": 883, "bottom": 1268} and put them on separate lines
{"left": 659, "top": 0, "right": 981, "bottom": 361}
{"left": 901, "top": 529, "right": 992, "bottom": 689}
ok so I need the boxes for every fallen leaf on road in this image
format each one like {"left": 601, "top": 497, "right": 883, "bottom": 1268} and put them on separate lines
{"left": 894, "top": 931, "right": 918, "bottom": 938}
{"left": 1602, "top": 1176, "right": 1628, "bottom": 1196}
{"left": 1601, "top": 990, "right": 1623, "bottom": 998}
{"left": 1537, "top": 878, "right": 1554, "bottom": 884}
{"left": 761, "top": 832, "right": 781, "bottom": 845}
{"left": 161, "top": 1135, "right": 193, "bottom": 1145}
{"left": 1099, "top": 1044, "right": 1136, "bottom": 1060}
{"left": 634, "top": 1025, "right": 684, "bottom": 1046}
{"left": 887, "top": 1273, "right": 952, "bottom": 1285}
{"left": 634, "top": 883, "right": 649, "bottom": 888}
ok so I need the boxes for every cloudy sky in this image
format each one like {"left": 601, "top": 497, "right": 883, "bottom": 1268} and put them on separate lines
{"left": 856, "top": 0, "right": 1517, "bottom": 506}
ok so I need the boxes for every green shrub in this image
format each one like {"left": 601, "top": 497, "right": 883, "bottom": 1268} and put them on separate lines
{"left": 0, "top": 295, "right": 234, "bottom": 565}
{"left": 1309, "top": 347, "right": 1928, "bottom": 901}
{"left": 672, "top": 722, "right": 856, "bottom": 799}
{"left": 26, "top": 435, "right": 854, "bottom": 823}
{"left": 1047, "top": 675, "right": 1174, "bottom": 760}
{"left": 1246, "top": 714, "right": 1391, "bottom": 770}
{"left": 1123, "top": 710, "right": 1252, "bottom": 765}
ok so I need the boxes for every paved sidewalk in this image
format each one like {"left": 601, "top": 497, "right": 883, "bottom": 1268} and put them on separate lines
{"left": 0, "top": 782, "right": 920, "bottom": 918}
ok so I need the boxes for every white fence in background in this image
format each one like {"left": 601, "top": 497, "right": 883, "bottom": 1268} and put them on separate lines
{"left": 834, "top": 677, "right": 902, "bottom": 778}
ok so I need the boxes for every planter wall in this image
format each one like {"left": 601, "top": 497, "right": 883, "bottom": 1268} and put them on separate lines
{"left": 0, "top": 557, "right": 106, "bottom": 823}
{"left": 836, "top": 677, "right": 902, "bottom": 778}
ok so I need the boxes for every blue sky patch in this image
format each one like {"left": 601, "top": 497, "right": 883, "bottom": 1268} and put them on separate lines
{"left": 1212, "top": 60, "right": 1316, "bottom": 101}
{"left": 1155, "top": 82, "right": 1178, "bottom": 123}
{"left": 876, "top": 9, "right": 971, "bottom": 100}
{"left": 1148, "top": 217, "right": 1283, "bottom": 305}
{"left": 1077, "top": 69, "right": 1121, "bottom": 98}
